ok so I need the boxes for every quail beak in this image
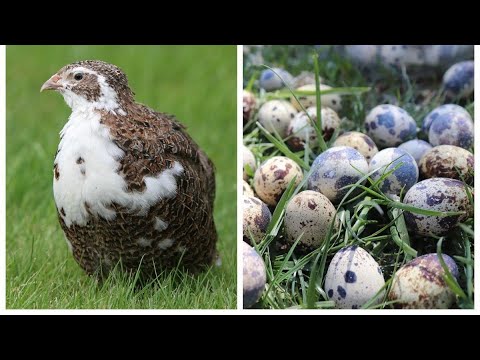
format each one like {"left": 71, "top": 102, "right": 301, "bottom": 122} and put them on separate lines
{"left": 40, "top": 74, "right": 63, "bottom": 92}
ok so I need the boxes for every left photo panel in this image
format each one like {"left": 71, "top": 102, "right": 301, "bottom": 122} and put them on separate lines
{"left": 6, "top": 45, "right": 237, "bottom": 309}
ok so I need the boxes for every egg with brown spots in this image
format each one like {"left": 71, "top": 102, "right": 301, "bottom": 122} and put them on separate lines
{"left": 258, "top": 100, "right": 298, "bottom": 138}
{"left": 243, "top": 90, "right": 257, "bottom": 125}
{"left": 286, "top": 106, "right": 340, "bottom": 151}
{"left": 419, "top": 145, "right": 474, "bottom": 183}
{"left": 403, "top": 178, "right": 473, "bottom": 237}
{"left": 290, "top": 84, "right": 342, "bottom": 112}
{"left": 332, "top": 131, "right": 378, "bottom": 163}
{"left": 243, "top": 196, "right": 272, "bottom": 244}
{"left": 284, "top": 190, "right": 338, "bottom": 251}
{"left": 325, "top": 246, "right": 385, "bottom": 309}
{"left": 389, "top": 253, "right": 459, "bottom": 309}
{"left": 254, "top": 156, "right": 304, "bottom": 206}
{"left": 243, "top": 180, "right": 254, "bottom": 197}
{"left": 243, "top": 145, "right": 256, "bottom": 181}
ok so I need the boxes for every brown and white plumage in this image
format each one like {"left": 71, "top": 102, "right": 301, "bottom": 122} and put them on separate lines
{"left": 41, "top": 60, "right": 217, "bottom": 278}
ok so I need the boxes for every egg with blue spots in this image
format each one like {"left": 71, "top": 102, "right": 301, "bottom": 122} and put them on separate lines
{"left": 398, "top": 139, "right": 433, "bottom": 164}
{"left": 369, "top": 148, "right": 419, "bottom": 196}
{"left": 428, "top": 111, "right": 474, "bottom": 149}
{"left": 422, "top": 104, "right": 471, "bottom": 134}
{"left": 307, "top": 146, "right": 369, "bottom": 204}
{"left": 443, "top": 60, "right": 474, "bottom": 99}
{"left": 243, "top": 242, "right": 267, "bottom": 308}
{"left": 389, "top": 253, "right": 459, "bottom": 309}
{"left": 403, "top": 178, "right": 473, "bottom": 237}
{"left": 365, "top": 104, "right": 417, "bottom": 148}
{"left": 325, "top": 246, "right": 385, "bottom": 309}
{"left": 259, "top": 67, "right": 294, "bottom": 92}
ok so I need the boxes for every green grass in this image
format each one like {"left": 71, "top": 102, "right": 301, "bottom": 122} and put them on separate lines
{"left": 7, "top": 45, "right": 237, "bottom": 309}
{"left": 243, "top": 45, "right": 474, "bottom": 309}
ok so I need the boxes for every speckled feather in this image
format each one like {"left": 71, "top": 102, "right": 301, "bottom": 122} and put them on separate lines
{"left": 52, "top": 61, "right": 217, "bottom": 278}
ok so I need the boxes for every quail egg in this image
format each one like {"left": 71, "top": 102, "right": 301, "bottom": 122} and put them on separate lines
{"left": 286, "top": 106, "right": 341, "bottom": 150}
{"left": 290, "top": 84, "right": 342, "bottom": 112}
{"left": 332, "top": 131, "right": 379, "bottom": 163}
{"left": 259, "top": 67, "right": 294, "bottom": 91}
{"left": 398, "top": 139, "right": 433, "bottom": 164}
{"left": 428, "top": 111, "right": 474, "bottom": 149}
{"left": 365, "top": 104, "right": 417, "bottom": 148}
{"left": 369, "top": 148, "right": 419, "bottom": 196}
{"left": 243, "top": 180, "right": 254, "bottom": 197}
{"left": 344, "top": 45, "right": 379, "bottom": 67}
{"left": 325, "top": 246, "right": 385, "bottom": 309}
{"left": 380, "top": 45, "right": 410, "bottom": 68}
{"left": 389, "top": 253, "right": 459, "bottom": 309}
{"left": 422, "top": 104, "right": 471, "bottom": 134}
{"left": 292, "top": 71, "right": 319, "bottom": 88}
{"left": 258, "top": 100, "right": 298, "bottom": 138}
{"left": 403, "top": 178, "right": 472, "bottom": 236}
{"left": 419, "top": 145, "right": 474, "bottom": 183}
{"left": 254, "top": 156, "right": 304, "bottom": 206}
{"left": 307, "top": 146, "right": 369, "bottom": 204}
{"left": 243, "top": 242, "right": 267, "bottom": 308}
{"left": 284, "top": 190, "right": 338, "bottom": 250}
{"left": 443, "top": 60, "right": 474, "bottom": 98}
{"left": 243, "top": 196, "right": 272, "bottom": 244}
{"left": 243, "top": 145, "right": 256, "bottom": 181}
{"left": 243, "top": 90, "right": 257, "bottom": 125}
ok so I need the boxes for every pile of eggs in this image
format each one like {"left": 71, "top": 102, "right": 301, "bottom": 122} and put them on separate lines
{"left": 243, "top": 55, "right": 474, "bottom": 310}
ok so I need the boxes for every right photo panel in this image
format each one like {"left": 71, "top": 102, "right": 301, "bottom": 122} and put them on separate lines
{"left": 242, "top": 45, "right": 474, "bottom": 310}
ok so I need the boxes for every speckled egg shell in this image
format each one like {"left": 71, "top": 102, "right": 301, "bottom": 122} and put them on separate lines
{"left": 307, "top": 146, "right": 369, "bottom": 204}
{"left": 243, "top": 242, "right": 266, "bottom": 308}
{"left": 344, "top": 45, "right": 379, "bottom": 66}
{"left": 403, "top": 178, "right": 472, "bottom": 236}
{"left": 419, "top": 145, "right": 474, "bottom": 183}
{"left": 258, "top": 100, "right": 298, "bottom": 138}
{"left": 243, "top": 90, "right": 257, "bottom": 125}
{"left": 380, "top": 45, "right": 409, "bottom": 68}
{"left": 284, "top": 190, "right": 337, "bottom": 250}
{"left": 398, "top": 139, "right": 433, "bottom": 164}
{"left": 290, "top": 84, "right": 342, "bottom": 112}
{"left": 325, "top": 246, "right": 385, "bottom": 309}
{"left": 243, "top": 145, "right": 256, "bottom": 181}
{"left": 389, "top": 253, "right": 458, "bottom": 309}
{"left": 428, "top": 112, "right": 474, "bottom": 149}
{"left": 243, "top": 180, "right": 254, "bottom": 197}
{"left": 369, "top": 148, "right": 419, "bottom": 195}
{"left": 422, "top": 104, "right": 471, "bottom": 134}
{"left": 254, "top": 156, "right": 304, "bottom": 206}
{"left": 243, "top": 196, "right": 272, "bottom": 244}
{"left": 443, "top": 61, "right": 474, "bottom": 98}
{"left": 365, "top": 104, "right": 417, "bottom": 148}
{"left": 286, "top": 106, "right": 340, "bottom": 150}
{"left": 259, "top": 67, "right": 294, "bottom": 91}
{"left": 332, "top": 131, "right": 379, "bottom": 163}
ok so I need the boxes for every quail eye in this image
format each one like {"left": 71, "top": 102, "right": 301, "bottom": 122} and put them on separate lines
{"left": 74, "top": 72, "right": 84, "bottom": 81}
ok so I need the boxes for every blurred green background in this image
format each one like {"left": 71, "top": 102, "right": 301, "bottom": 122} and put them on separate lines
{"left": 6, "top": 45, "right": 237, "bottom": 309}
